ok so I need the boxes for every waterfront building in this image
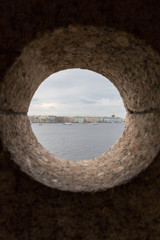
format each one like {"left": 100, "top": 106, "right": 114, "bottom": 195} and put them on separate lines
{"left": 29, "top": 115, "right": 123, "bottom": 123}
{"left": 29, "top": 115, "right": 37, "bottom": 123}
{"left": 103, "top": 116, "right": 122, "bottom": 123}
{"left": 99, "top": 117, "right": 104, "bottom": 123}
{"left": 84, "top": 116, "right": 100, "bottom": 123}
{"left": 47, "top": 115, "right": 56, "bottom": 123}
{"left": 55, "top": 116, "right": 74, "bottom": 123}
{"left": 74, "top": 116, "right": 85, "bottom": 123}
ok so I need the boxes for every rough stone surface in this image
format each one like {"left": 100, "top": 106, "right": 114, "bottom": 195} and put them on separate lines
{"left": 0, "top": 150, "right": 160, "bottom": 240}
{"left": 1, "top": 26, "right": 160, "bottom": 113}
{"left": 0, "top": 112, "right": 159, "bottom": 192}
{"left": 0, "top": 0, "right": 160, "bottom": 239}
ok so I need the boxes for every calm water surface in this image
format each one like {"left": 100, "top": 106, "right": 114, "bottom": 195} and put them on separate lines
{"left": 32, "top": 123, "right": 125, "bottom": 161}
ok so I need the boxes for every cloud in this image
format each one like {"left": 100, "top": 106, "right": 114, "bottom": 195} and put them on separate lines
{"left": 28, "top": 69, "right": 126, "bottom": 118}
{"left": 40, "top": 103, "right": 56, "bottom": 109}
{"left": 97, "top": 98, "right": 123, "bottom": 106}
{"left": 80, "top": 96, "right": 97, "bottom": 104}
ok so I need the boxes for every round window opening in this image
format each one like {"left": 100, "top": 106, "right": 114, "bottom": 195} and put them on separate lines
{"left": 28, "top": 69, "right": 126, "bottom": 161}
{"left": 1, "top": 26, "right": 159, "bottom": 192}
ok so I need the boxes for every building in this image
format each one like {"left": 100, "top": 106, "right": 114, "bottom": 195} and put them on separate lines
{"left": 46, "top": 115, "right": 56, "bottom": 123}
{"left": 84, "top": 116, "right": 100, "bottom": 123}
{"left": 103, "top": 116, "right": 122, "bottom": 123}
{"left": 74, "top": 116, "right": 85, "bottom": 123}
{"left": 55, "top": 116, "right": 74, "bottom": 123}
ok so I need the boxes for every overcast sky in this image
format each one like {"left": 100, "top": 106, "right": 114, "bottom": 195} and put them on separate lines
{"left": 28, "top": 69, "right": 126, "bottom": 118}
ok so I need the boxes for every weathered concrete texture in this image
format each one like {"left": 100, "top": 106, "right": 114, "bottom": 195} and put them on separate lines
{"left": 1, "top": 26, "right": 160, "bottom": 113}
{"left": 0, "top": 112, "right": 159, "bottom": 192}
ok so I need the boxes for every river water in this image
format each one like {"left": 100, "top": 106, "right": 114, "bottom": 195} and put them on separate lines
{"left": 31, "top": 123, "right": 125, "bottom": 161}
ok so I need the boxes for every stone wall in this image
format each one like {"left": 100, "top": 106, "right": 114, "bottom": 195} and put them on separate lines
{"left": 0, "top": 0, "right": 160, "bottom": 239}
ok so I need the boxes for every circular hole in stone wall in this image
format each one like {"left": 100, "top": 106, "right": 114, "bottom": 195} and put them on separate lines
{"left": 28, "top": 68, "right": 126, "bottom": 161}
{"left": 1, "top": 26, "right": 159, "bottom": 192}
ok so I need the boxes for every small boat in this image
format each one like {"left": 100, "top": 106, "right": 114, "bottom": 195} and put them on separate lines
{"left": 92, "top": 122, "right": 98, "bottom": 125}
{"left": 63, "top": 122, "right": 72, "bottom": 125}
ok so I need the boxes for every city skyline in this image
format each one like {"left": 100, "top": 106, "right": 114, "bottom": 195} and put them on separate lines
{"left": 29, "top": 115, "right": 124, "bottom": 124}
{"left": 28, "top": 69, "right": 126, "bottom": 118}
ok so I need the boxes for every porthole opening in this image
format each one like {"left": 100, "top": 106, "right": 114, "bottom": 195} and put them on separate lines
{"left": 28, "top": 69, "right": 126, "bottom": 161}
{"left": 1, "top": 26, "right": 159, "bottom": 191}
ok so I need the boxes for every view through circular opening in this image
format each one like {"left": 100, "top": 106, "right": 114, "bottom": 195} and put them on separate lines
{"left": 28, "top": 69, "right": 126, "bottom": 161}
{"left": 3, "top": 26, "right": 159, "bottom": 191}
